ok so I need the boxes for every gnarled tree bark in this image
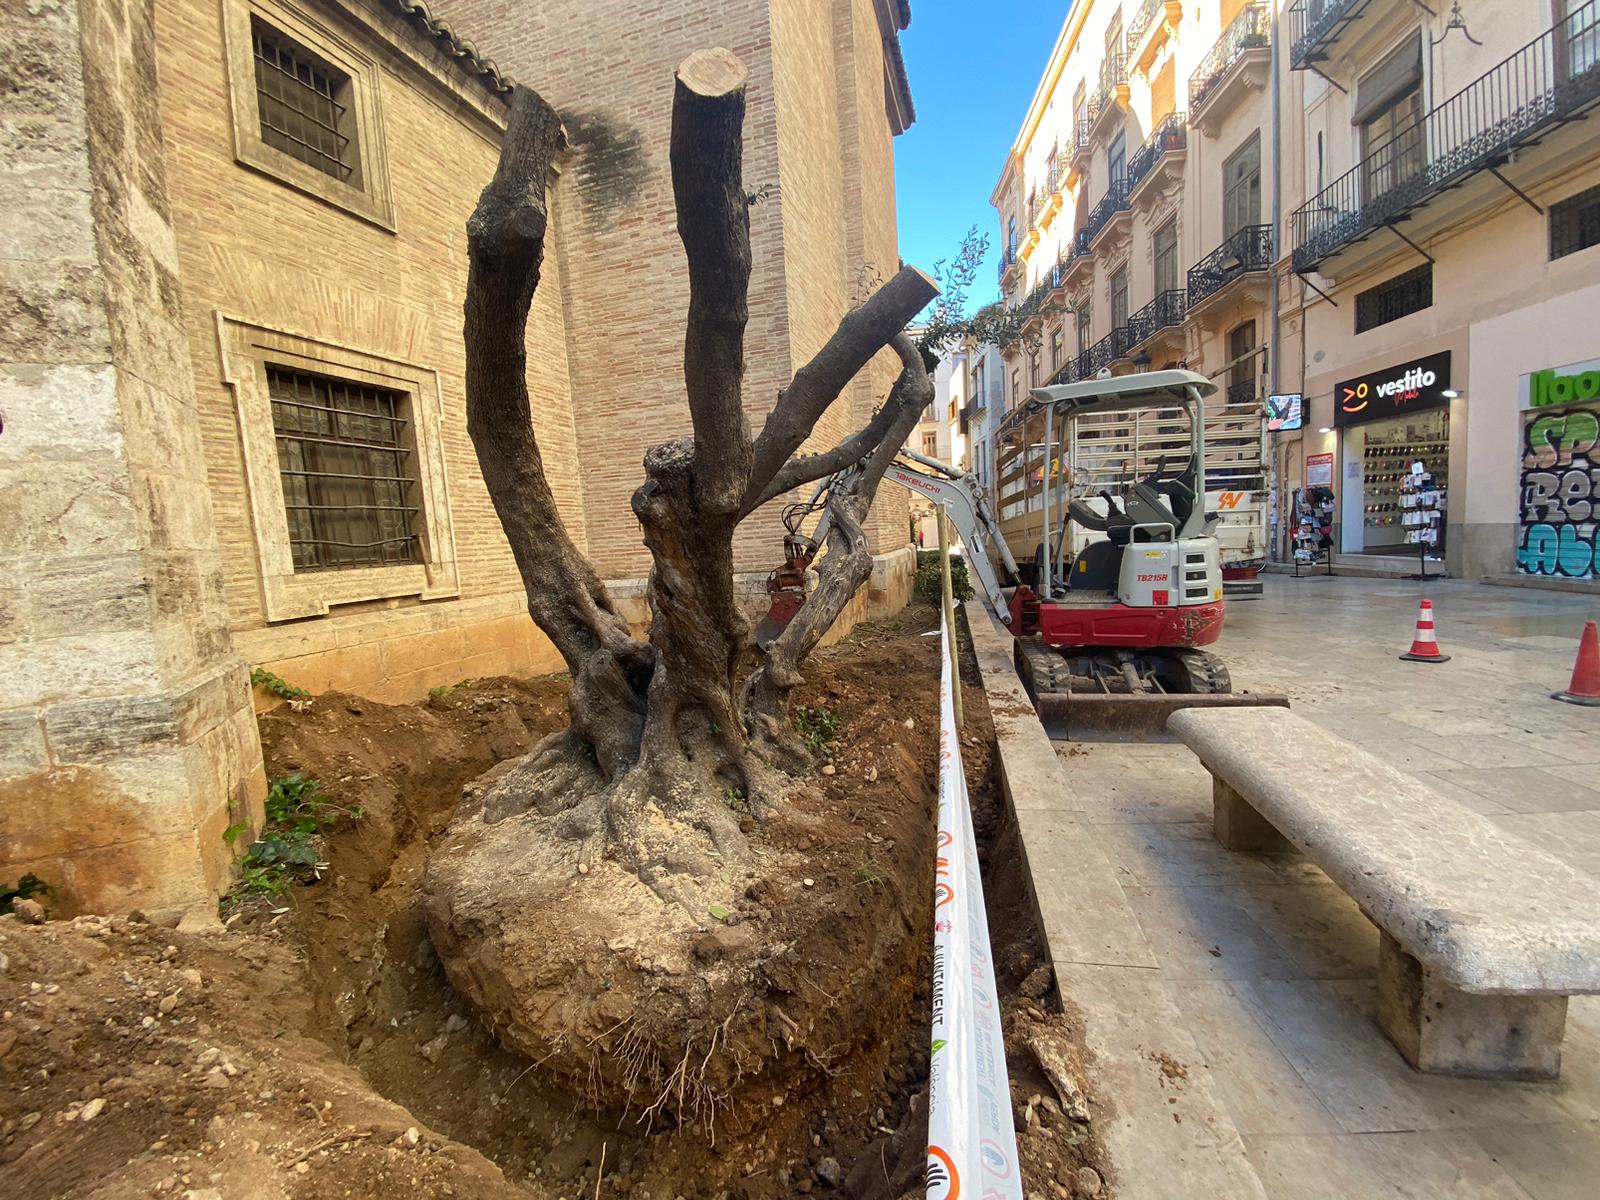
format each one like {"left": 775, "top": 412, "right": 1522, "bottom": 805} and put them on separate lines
{"left": 457, "top": 51, "right": 937, "bottom": 876}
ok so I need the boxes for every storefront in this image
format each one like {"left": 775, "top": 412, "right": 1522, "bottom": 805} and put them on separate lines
{"left": 1332, "top": 351, "right": 1454, "bottom": 562}
{"left": 1516, "top": 356, "right": 1600, "bottom": 582}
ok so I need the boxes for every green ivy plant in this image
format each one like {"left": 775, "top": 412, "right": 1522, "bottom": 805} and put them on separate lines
{"left": 250, "top": 668, "right": 312, "bottom": 711}
{"left": 222, "top": 775, "right": 362, "bottom": 908}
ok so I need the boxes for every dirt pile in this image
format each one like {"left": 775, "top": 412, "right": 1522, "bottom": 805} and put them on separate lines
{"left": 1, "top": 608, "right": 1111, "bottom": 1198}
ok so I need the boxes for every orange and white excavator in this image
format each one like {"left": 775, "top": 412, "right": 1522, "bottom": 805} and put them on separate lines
{"left": 758, "top": 369, "right": 1238, "bottom": 700}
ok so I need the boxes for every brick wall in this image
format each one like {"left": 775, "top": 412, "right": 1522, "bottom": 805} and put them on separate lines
{"left": 434, "top": 0, "right": 917, "bottom": 576}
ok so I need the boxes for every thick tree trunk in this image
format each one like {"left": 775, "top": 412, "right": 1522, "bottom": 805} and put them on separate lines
{"left": 458, "top": 53, "right": 939, "bottom": 870}
{"left": 463, "top": 89, "right": 651, "bottom": 779}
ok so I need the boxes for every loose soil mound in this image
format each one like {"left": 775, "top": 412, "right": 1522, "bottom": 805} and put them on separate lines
{"left": 0, "top": 607, "right": 1111, "bottom": 1199}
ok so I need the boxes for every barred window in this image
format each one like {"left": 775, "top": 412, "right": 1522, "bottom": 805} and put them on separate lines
{"left": 1550, "top": 183, "right": 1600, "bottom": 260}
{"left": 1354, "top": 263, "right": 1432, "bottom": 333}
{"left": 269, "top": 367, "right": 423, "bottom": 571}
{"left": 252, "top": 17, "right": 359, "bottom": 183}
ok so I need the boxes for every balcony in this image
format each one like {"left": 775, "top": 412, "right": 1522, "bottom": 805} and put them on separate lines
{"left": 1126, "top": 288, "right": 1188, "bottom": 357}
{"left": 998, "top": 243, "right": 1021, "bottom": 290}
{"left": 1128, "top": 0, "right": 1185, "bottom": 74}
{"left": 1291, "top": 2, "right": 1600, "bottom": 274}
{"left": 1189, "top": 2, "right": 1271, "bottom": 134}
{"left": 1084, "top": 325, "right": 1137, "bottom": 376}
{"left": 1187, "top": 223, "right": 1273, "bottom": 315}
{"left": 1047, "top": 356, "right": 1080, "bottom": 387}
{"left": 1084, "top": 176, "right": 1133, "bottom": 250}
{"left": 1061, "top": 228, "right": 1095, "bottom": 291}
{"left": 1287, "top": 0, "right": 1374, "bottom": 71}
{"left": 1086, "top": 52, "right": 1130, "bottom": 142}
{"left": 1127, "top": 112, "right": 1188, "bottom": 208}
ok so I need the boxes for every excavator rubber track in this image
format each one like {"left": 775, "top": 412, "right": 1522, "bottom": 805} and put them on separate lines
{"left": 1017, "top": 639, "right": 1286, "bottom": 742}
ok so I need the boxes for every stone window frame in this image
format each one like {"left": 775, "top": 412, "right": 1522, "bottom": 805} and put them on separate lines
{"left": 216, "top": 313, "right": 460, "bottom": 622}
{"left": 220, "top": 0, "right": 397, "bottom": 231}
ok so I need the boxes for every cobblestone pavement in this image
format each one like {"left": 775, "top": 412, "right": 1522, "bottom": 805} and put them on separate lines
{"left": 1050, "top": 576, "right": 1600, "bottom": 1200}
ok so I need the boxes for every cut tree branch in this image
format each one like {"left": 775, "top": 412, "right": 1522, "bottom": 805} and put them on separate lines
{"left": 744, "top": 334, "right": 934, "bottom": 721}
{"left": 464, "top": 86, "right": 651, "bottom": 772}
{"left": 671, "top": 48, "right": 755, "bottom": 514}
{"left": 743, "top": 264, "right": 939, "bottom": 508}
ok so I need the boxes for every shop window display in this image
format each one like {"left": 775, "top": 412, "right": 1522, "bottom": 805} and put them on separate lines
{"left": 1339, "top": 409, "right": 1448, "bottom": 557}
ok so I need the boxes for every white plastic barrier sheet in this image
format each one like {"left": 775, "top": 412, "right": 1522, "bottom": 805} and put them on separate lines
{"left": 926, "top": 617, "right": 1022, "bottom": 1199}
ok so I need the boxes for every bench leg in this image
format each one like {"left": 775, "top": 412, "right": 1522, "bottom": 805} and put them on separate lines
{"left": 1376, "top": 932, "right": 1567, "bottom": 1080}
{"left": 1212, "top": 777, "right": 1287, "bottom": 851}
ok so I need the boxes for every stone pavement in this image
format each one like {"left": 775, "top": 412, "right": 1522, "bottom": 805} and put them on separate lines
{"left": 1011, "top": 576, "right": 1600, "bottom": 1199}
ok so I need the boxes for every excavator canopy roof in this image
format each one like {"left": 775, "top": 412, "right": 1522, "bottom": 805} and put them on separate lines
{"left": 1028, "top": 369, "right": 1217, "bottom": 417}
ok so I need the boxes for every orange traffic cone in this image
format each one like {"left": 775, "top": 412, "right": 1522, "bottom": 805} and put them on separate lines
{"left": 1399, "top": 598, "right": 1451, "bottom": 663}
{"left": 1553, "top": 619, "right": 1600, "bottom": 706}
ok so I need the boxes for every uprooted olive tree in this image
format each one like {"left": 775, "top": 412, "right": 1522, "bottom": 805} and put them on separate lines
{"left": 424, "top": 49, "right": 941, "bottom": 1138}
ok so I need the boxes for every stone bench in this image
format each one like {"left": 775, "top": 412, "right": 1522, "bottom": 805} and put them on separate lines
{"left": 1167, "top": 706, "right": 1600, "bottom": 1081}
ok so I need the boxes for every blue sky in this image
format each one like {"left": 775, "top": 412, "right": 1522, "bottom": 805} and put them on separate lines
{"left": 894, "top": 2, "right": 1071, "bottom": 314}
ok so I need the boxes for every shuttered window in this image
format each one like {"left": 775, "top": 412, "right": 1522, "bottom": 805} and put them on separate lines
{"left": 1151, "top": 58, "right": 1176, "bottom": 123}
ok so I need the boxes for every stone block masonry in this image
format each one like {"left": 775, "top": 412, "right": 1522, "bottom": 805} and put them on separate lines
{"left": 0, "top": 0, "right": 264, "bottom": 918}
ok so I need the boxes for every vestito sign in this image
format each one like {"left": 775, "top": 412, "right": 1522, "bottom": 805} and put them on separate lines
{"left": 1334, "top": 351, "right": 1452, "bottom": 428}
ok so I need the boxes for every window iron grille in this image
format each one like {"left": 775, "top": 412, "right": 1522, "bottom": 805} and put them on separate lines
{"left": 269, "top": 366, "right": 423, "bottom": 571}
{"left": 1551, "top": 181, "right": 1600, "bottom": 259}
{"left": 253, "top": 17, "right": 357, "bottom": 182}
{"left": 1354, "top": 263, "right": 1433, "bottom": 332}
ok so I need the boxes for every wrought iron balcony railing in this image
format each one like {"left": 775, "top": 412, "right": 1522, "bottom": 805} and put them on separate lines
{"left": 1084, "top": 176, "right": 1132, "bottom": 244}
{"left": 1287, "top": 0, "right": 1371, "bottom": 70}
{"left": 1187, "top": 223, "right": 1273, "bottom": 308}
{"left": 1291, "top": 0, "right": 1600, "bottom": 272}
{"left": 1086, "top": 52, "right": 1129, "bottom": 128}
{"left": 1045, "top": 147, "right": 1061, "bottom": 194}
{"left": 998, "top": 243, "right": 1019, "bottom": 284}
{"left": 1026, "top": 189, "right": 1040, "bottom": 229}
{"left": 1127, "top": 288, "right": 1187, "bottom": 347}
{"left": 1126, "top": 112, "right": 1188, "bottom": 192}
{"left": 1047, "top": 360, "right": 1078, "bottom": 387}
{"left": 1082, "top": 325, "right": 1136, "bottom": 377}
{"left": 1128, "top": 0, "right": 1162, "bottom": 50}
{"left": 1190, "top": 2, "right": 1270, "bottom": 114}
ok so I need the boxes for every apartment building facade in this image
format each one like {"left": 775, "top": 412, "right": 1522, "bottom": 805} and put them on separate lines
{"left": 992, "top": 0, "right": 1600, "bottom": 586}
{"left": 1283, "top": 0, "right": 1600, "bottom": 582}
{"left": 989, "top": 0, "right": 1274, "bottom": 575}
{"left": 2, "top": 0, "right": 918, "bottom": 916}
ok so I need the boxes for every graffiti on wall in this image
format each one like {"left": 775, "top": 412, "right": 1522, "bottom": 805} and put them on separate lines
{"left": 1518, "top": 404, "right": 1600, "bottom": 579}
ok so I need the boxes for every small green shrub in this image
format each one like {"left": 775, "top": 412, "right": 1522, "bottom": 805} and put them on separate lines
{"left": 794, "top": 704, "right": 842, "bottom": 756}
{"left": 222, "top": 775, "right": 362, "bottom": 908}
{"left": 1, "top": 873, "right": 52, "bottom": 915}
{"left": 914, "top": 550, "right": 974, "bottom": 606}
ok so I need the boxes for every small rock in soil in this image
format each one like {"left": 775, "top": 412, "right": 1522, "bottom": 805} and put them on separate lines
{"left": 13, "top": 898, "right": 45, "bottom": 925}
{"left": 1020, "top": 964, "right": 1054, "bottom": 1000}
{"left": 815, "top": 1156, "right": 842, "bottom": 1187}
{"left": 80, "top": 1097, "right": 106, "bottom": 1121}
{"left": 692, "top": 924, "right": 757, "bottom": 963}
{"left": 1075, "top": 1166, "right": 1103, "bottom": 1197}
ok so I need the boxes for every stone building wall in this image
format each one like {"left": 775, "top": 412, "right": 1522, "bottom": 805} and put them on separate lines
{"left": 0, "top": 0, "right": 264, "bottom": 917}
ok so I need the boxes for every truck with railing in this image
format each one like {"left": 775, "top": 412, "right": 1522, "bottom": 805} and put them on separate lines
{"left": 993, "top": 378, "right": 1267, "bottom": 597}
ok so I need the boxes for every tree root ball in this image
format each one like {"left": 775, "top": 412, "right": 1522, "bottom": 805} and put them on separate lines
{"left": 422, "top": 742, "right": 931, "bottom": 1135}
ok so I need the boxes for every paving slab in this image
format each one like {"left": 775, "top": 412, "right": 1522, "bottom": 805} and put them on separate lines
{"left": 1010, "top": 577, "right": 1600, "bottom": 1198}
